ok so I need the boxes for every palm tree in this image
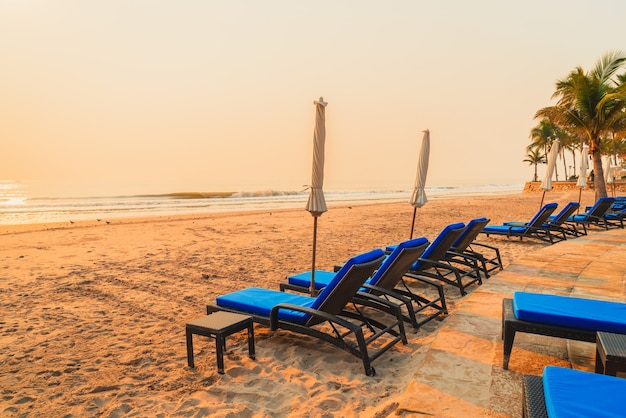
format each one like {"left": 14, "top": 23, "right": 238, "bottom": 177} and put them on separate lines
{"left": 528, "top": 118, "right": 562, "bottom": 180}
{"left": 536, "top": 51, "right": 626, "bottom": 199}
{"left": 523, "top": 147, "right": 546, "bottom": 182}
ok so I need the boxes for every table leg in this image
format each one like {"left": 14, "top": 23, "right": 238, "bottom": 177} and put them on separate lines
{"left": 247, "top": 322, "right": 255, "bottom": 360}
{"left": 186, "top": 329, "right": 195, "bottom": 368}
{"left": 216, "top": 333, "right": 225, "bottom": 374}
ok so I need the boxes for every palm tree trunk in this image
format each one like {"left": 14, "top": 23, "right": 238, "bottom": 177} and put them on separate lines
{"left": 592, "top": 147, "right": 607, "bottom": 199}
{"left": 554, "top": 163, "right": 559, "bottom": 181}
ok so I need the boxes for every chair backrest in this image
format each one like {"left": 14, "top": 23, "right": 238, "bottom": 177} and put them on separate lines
{"left": 310, "top": 248, "right": 386, "bottom": 317}
{"left": 587, "top": 197, "right": 616, "bottom": 217}
{"left": 369, "top": 237, "right": 430, "bottom": 290}
{"left": 412, "top": 222, "right": 465, "bottom": 271}
{"left": 549, "top": 202, "right": 579, "bottom": 225}
{"left": 527, "top": 202, "right": 558, "bottom": 227}
{"left": 451, "top": 217, "right": 490, "bottom": 251}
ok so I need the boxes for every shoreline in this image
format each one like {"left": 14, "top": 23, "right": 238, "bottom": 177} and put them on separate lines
{"left": 0, "top": 184, "right": 525, "bottom": 227}
{"left": 0, "top": 189, "right": 528, "bottom": 233}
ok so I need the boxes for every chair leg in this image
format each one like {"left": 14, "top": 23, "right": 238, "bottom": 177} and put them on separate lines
{"left": 502, "top": 321, "right": 516, "bottom": 370}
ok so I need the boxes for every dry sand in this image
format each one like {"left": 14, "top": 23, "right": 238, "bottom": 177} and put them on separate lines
{"left": 0, "top": 189, "right": 600, "bottom": 417}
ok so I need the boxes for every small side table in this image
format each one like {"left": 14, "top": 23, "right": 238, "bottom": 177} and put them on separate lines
{"left": 595, "top": 331, "right": 626, "bottom": 376}
{"left": 186, "top": 311, "right": 255, "bottom": 374}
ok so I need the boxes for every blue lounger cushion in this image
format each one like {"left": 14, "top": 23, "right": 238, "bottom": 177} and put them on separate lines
{"left": 543, "top": 366, "right": 626, "bottom": 418}
{"left": 513, "top": 292, "right": 626, "bottom": 334}
{"left": 217, "top": 287, "right": 315, "bottom": 323}
{"left": 482, "top": 225, "right": 527, "bottom": 234}
{"left": 288, "top": 270, "right": 337, "bottom": 290}
{"left": 217, "top": 248, "right": 386, "bottom": 324}
{"left": 289, "top": 237, "right": 429, "bottom": 290}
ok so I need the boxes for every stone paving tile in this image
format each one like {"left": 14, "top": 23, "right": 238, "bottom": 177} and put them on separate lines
{"left": 396, "top": 228, "right": 626, "bottom": 417}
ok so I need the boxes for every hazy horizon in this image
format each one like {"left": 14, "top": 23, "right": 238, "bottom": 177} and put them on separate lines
{"left": 2, "top": 1, "right": 625, "bottom": 198}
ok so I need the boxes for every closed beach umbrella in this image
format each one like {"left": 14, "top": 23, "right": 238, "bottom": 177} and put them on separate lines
{"left": 540, "top": 140, "right": 559, "bottom": 208}
{"left": 576, "top": 145, "right": 588, "bottom": 211}
{"left": 604, "top": 155, "right": 615, "bottom": 197}
{"left": 306, "top": 97, "right": 328, "bottom": 295}
{"left": 409, "top": 129, "right": 430, "bottom": 239}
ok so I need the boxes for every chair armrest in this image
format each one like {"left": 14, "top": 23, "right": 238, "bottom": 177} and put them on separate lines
{"left": 269, "top": 303, "right": 356, "bottom": 331}
{"left": 469, "top": 241, "right": 500, "bottom": 252}
{"left": 360, "top": 284, "right": 413, "bottom": 306}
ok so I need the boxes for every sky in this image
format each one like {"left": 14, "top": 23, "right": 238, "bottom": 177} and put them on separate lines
{"left": 1, "top": 0, "right": 625, "bottom": 196}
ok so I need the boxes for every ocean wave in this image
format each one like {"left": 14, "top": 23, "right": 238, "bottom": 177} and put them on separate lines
{"left": 231, "top": 190, "right": 304, "bottom": 198}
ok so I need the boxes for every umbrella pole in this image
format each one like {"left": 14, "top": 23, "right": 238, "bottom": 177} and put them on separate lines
{"left": 577, "top": 188, "right": 582, "bottom": 214}
{"left": 410, "top": 207, "right": 417, "bottom": 239}
{"left": 310, "top": 217, "right": 318, "bottom": 296}
{"left": 539, "top": 191, "right": 546, "bottom": 210}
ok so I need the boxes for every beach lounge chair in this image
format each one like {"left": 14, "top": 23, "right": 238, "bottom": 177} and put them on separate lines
{"left": 400, "top": 222, "right": 483, "bottom": 296}
{"left": 281, "top": 237, "right": 448, "bottom": 330}
{"left": 445, "top": 217, "right": 503, "bottom": 278}
{"left": 480, "top": 202, "right": 559, "bottom": 243}
{"left": 569, "top": 197, "right": 616, "bottom": 233}
{"left": 522, "top": 366, "right": 626, "bottom": 418}
{"left": 502, "top": 291, "right": 626, "bottom": 370}
{"left": 545, "top": 201, "right": 583, "bottom": 238}
{"left": 207, "top": 248, "right": 405, "bottom": 376}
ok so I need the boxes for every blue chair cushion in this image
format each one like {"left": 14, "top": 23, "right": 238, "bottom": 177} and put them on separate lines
{"left": 288, "top": 270, "right": 337, "bottom": 290}
{"left": 513, "top": 292, "right": 626, "bottom": 333}
{"left": 543, "top": 366, "right": 626, "bottom": 417}
{"left": 217, "top": 287, "right": 315, "bottom": 323}
{"left": 482, "top": 225, "right": 527, "bottom": 234}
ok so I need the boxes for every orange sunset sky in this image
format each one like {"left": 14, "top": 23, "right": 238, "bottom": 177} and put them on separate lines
{"left": 1, "top": 1, "right": 625, "bottom": 196}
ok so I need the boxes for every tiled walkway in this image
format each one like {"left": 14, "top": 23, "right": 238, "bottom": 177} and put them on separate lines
{"left": 396, "top": 228, "right": 626, "bottom": 417}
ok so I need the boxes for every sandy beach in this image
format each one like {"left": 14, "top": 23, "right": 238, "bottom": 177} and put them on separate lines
{"left": 0, "top": 189, "right": 606, "bottom": 417}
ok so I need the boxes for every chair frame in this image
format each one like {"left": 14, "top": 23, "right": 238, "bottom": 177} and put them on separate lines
{"left": 546, "top": 202, "right": 583, "bottom": 239}
{"left": 571, "top": 197, "right": 616, "bottom": 232}
{"left": 408, "top": 224, "right": 483, "bottom": 296}
{"left": 501, "top": 298, "right": 596, "bottom": 370}
{"left": 446, "top": 218, "right": 503, "bottom": 278}
{"left": 481, "top": 203, "right": 559, "bottom": 243}
{"left": 281, "top": 241, "right": 448, "bottom": 330}
{"left": 208, "top": 253, "right": 406, "bottom": 376}
{"left": 522, "top": 375, "right": 548, "bottom": 418}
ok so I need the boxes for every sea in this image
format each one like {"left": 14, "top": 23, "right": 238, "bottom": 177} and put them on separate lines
{"left": 0, "top": 180, "right": 523, "bottom": 226}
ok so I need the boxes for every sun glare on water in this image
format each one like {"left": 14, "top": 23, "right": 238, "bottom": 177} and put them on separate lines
{"left": 1, "top": 197, "right": 26, "bottom": 205}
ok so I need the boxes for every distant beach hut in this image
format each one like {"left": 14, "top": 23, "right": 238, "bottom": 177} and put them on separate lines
{"left": 540, "top": 140, "right": 559, "bottom": 209}
{"left": 409, "top": 129, "right": 430, "bottom": 239}
{"left": 576, "top": 144, "right": 588, "bottom": 212}
{"left": 306, "top": 97, "right": 328, "bottom": 296}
